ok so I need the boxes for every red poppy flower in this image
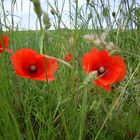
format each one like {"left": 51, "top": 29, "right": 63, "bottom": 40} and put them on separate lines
{"left": 64, "top": 53, "right": 73, "bottom": 62}
{"left": 11, "top": 48, "right": 58, "bottom": 81}
{"left": 0, "top": 35, "right": 12, "bottom": 53}
{"left": 82, "top": 48, "right": 126, "bottom": 92}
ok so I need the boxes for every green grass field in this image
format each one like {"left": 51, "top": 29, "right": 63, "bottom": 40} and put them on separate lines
{"left": 0, "top": 0, "right": 140, "bottom": 140}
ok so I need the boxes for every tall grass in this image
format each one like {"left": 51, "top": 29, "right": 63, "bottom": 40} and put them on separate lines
{"left": 0, "top": 0, "right": 140, "bottom": 140}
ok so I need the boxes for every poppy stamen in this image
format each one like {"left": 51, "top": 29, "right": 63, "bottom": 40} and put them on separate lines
{"left": 98, "top": 66, "right": 106, "bottom": 75}
{"left": 28, "top": 65, "right": 37, "bottom": 73}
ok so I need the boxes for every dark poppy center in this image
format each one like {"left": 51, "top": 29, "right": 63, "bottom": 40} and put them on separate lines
{"left": 28, "top": 65, "right": 37, "bottom": 73}
{"left": 98, "top": 66, "right": 106, "bottom": 75}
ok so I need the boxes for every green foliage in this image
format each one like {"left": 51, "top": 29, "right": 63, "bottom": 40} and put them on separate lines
{"left": 0, "top": 0, "right": 140, "bottom": 140}
{"left": 0, "top": 28, "right": 140, "bottom": 139}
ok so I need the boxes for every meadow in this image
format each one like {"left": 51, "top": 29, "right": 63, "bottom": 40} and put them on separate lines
{"left": 0, "top": 0, "right": 140, "bottom": 140}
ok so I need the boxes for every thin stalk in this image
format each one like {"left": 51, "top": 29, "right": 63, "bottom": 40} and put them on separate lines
{"left": 39, "top": 17, "right": 43, "bottom": 32}
{"left": 28, "top": 1, "right": 31, "bottom": 29}
{"left": 1, "top": 0, "right": 7, "bottom": 29}
{"left": 88, "top": 2, "right": 103, "bottom": 30}
{"left": 75, "top": 0, "right": 79, "bottom": 30}
{"left": 97, "top": 94, "right": 108, "bottom": 114}
{"left": 43, "top": 55, "right": 72, "bottom": 68}
{"left": 79, "top": 87, "right": 88, "bottom": 140}
{"left": 59, "top": 106, "right": 70, "bottom": 140}
{"left": 69, "top": 0, "right": 72, "bottom": 29}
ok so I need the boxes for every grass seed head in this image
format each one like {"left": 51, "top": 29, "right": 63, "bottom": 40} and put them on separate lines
{"left": 32, "top": 0, "right": 43, "bottom": 18}
{"left": 43, "top": 12, "right": 51, "bottom": 29}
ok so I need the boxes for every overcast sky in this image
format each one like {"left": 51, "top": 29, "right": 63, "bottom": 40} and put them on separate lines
{"left": 2, "top": 0, "right": 140, "bottom": 30}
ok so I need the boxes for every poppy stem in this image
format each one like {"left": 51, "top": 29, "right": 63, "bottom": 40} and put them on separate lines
{"left": 39, "top": 17, "right": 43, "bottom": 32}
{"left": 39, "top": 16, "right": 45, "bottom": 54}
{"left": 40, "top": 31, "right": 44, "bottom": 54}
{"left": 43, "top": 55, "right": 72, "bottom": 68}
{"left": 75, "top": 72, "right": 106, "bottom": 93}
{"left": 97, "top": 94, "right": 108, "bottom": 114}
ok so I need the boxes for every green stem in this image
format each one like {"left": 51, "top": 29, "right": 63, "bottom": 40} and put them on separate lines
{"left": 39, "top": 16, "right": 43, "bottom": 32}
{"left": 97, "top": 94, "right": 108, "bottom": 114}
{"left": 79, "top": 87, "right": 88, "bottom": 140}
{"left": 38, "top": 16, "right": 44, "bottom": 54}
{"left": 75, "top": 0, "right": 79, "bottom": 30}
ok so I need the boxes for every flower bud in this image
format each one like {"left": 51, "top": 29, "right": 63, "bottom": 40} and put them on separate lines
{"left": 51, "top": 9, "right": 56, "bottom": 15}
{"left": 112, "top": 12, "right": 116, "bottom": 18}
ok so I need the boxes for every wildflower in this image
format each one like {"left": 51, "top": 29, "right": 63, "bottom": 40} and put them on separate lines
{"left": 0, "top": 35, "right": 12, "bottom": 53}
{"left": 11, "top": 48, "right": 58, "bottom": 81}
{"left": 64, "top": 53, "right": 73, "bottom": 62}
{"left": 82, "top": 48, "right": 126, "bottom": 92}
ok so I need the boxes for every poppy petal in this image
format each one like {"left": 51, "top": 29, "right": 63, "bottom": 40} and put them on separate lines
{"left": 96, "top": 56, "right": 126, "bottom": 86}
{"left": 35, "top": 55, "right": 58, "bottom": 81}
{"left": 3, "top": 35, "right": 9, "bottom": 49}
{"left": 95, "top": 81, "right": 111, "bottom": 92}
{"left": 82, "top": 52, "right": 94, "bottom": 73}
{"left": 0, "top": 35, "right": 10, "bottom": 53}
{"left": 82, "top": 48, "right": 110, "bottom": 74}
{"left": 64, "top": 53, "right": 73, "bottom": 62}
